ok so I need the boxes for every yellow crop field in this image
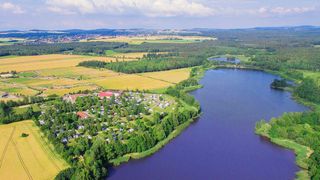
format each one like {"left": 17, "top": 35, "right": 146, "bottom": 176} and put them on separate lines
{"left": 10, "top": 88, "right": 39, "bottom": 96}
{"left": 0, "top": 53, "right": 192, "bottom": 97}
{"left": 26, "top": 78, "right": 81, "bottom": 87}
{"left": 0, "top": 120, "right": 68, "bottom": 180}
{"left": 140, "top": 68, "right": 191, "bottom": 83}
{"left": 0, "top": 54, "right": 83, "bottom": 65}
{"left": 43, "top": 85, "right": 99, "bottom": 96}
{"left": 38, "top": 67, "right": 120, "bottom": 79}
{"left": 0, "top": 81, "right": 39, "bottom": 96}
{"left": 0, "top": 54, "right": 137, "bottom": 72}
{"left": 91, "top": 74, "right": 173, "bottom": 90}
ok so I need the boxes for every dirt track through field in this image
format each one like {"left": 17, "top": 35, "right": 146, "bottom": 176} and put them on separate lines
{"left": 12, "top": 140, "right": 33, "bottom": 180}
{"left": 0, "top": 127, "right": 15, "bottom": 168}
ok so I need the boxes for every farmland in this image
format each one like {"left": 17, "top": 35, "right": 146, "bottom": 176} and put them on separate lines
{"left": 0, "top": 53, "right": 191, "bottom": 97}
{"left": 0, "top": 120, "right": 68, "bottom": 180}
{"left": 83, "top": 35, "right": 215, "bottom": 44}
{"left": 43, "top": 85, "right": 99, "bottom": 96}
{"left": 91, "top": 74, "right": 172, "bottom": 90}
{"left": 140, "top": 68, "right": 191, "bottom": 84}
{"left": 0, "top": 38, "right": 25, "bottom": 46}
{"left": 0, "top": 54, "right": 142, "bottom": 72}
{"left": 37, "top": 67, "right": 120, "bottom": 79}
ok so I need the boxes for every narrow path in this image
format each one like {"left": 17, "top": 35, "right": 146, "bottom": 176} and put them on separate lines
{"left": 136, "top": 74, "right": 176, "bottom": 84}
{"left": 25, "top": 124, "right": 61, "bottom": 171}
{"left": 12, "top": 140, "right": 33, "bottom": 180}
{"left": 0, "top": 126, "right": 16, "bottom": 168}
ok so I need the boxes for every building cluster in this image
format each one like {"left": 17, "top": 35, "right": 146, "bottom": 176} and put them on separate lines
{"left": 39, "top": 91, "right": 176, "bottom": 144}
{"left": 63, "top": 91, "right": 123, "bottom": 104}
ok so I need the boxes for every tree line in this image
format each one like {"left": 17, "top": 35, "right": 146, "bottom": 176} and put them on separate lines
{"left": 257, "top": 112, "right": 320, "bottom": 179}
{"left": 0, "top": 42, "right": 127, "bottom": 56}
{"left": 79, "top": 55, "right": 206, "bottom": 74}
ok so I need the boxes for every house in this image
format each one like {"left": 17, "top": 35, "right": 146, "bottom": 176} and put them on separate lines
{"left": 98, "top": 91, "right": 122, "bottom": 99}
{"left": 77, "top": 111, "right": 89, "bottom": 119}
{"left": 99, "top": 91, "right": 113, "bottom": 98}
{"left": 39, "top": 120, "right": 45, "bottom": 125}
{"left": 63, "top": 94, "right": 88, "bottom": 103}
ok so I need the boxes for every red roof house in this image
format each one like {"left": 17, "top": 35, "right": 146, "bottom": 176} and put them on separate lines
{"left": 98, "top": 91, "right": 114, "bottom": 99}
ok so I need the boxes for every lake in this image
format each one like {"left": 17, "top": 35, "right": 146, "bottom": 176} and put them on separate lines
{"left": 109, "top": 69, "right": 308, "bottom": 180}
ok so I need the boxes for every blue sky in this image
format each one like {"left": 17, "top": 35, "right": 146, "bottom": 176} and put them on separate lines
{"left": 0, "top": 0, "right": 319, "bottom": 30}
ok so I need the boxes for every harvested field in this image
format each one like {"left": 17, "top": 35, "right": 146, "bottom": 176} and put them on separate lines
{"left": 0, "top": 53, "right": 192, "bottom": 97}
{"left": 37, "top": 67, "right": 120, "bottom": 79}
{"left": 0, "top": 54, "right": 137, "bottom": 72}
{"left": 43, "top": 85, "right": 99, "bottom": 96}
{"left": 0, "top": 120, "right": 68, "bottom": 180}
{"left": 140, "top": 68, "right": 191, "bottom": 84}
{"left": 0, "top": 82, "right": 39, "bottom": 96}
{"left": 91, "top": 74, "right": 173, "bottom": 90}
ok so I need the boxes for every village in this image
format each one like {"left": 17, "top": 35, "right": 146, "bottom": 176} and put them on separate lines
{"left": 38, "top": 90, "right": 177, "bottom": 144}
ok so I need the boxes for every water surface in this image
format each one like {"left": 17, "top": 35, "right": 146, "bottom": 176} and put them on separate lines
{"left": 109, "top": 69, "right": 308, "bottom": 180}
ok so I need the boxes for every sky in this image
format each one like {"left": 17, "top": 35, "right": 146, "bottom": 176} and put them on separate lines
{"left": 0, "top": 0, "right": 319, "bottom": 30}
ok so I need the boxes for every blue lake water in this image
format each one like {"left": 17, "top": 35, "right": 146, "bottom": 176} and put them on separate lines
{"left": 109, "top": 69, "right": 308, "bottom": 180}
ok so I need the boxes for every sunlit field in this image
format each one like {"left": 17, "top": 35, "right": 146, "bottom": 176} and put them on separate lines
{"left": 140, "top": 68, "right": 191, "bottom": 84}
{"left": 91, "top": 74, "right": 173, "bottom": 90}
{"left": 0, "top": 120, "right": 68, "bottom": 180}
{"left": 0, "top": 54, "right": 140, "bottom": 72}
{"left": 37, "top": 67, "right": 120, "bottom": 79}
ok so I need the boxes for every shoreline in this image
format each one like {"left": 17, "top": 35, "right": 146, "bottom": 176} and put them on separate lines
{"left": 111, "top": 64, "right": 314, "bottom": 179}
{"left": 255, "top": 123, "right": 313, "bottom": 180}
{"left": 110, "top": 113, "right": 201, "bottom": 166}
{"left": 210, "top": 64, "right": 314, "bottom": 179}
{"left": 110, "top": 66, "right": 207, "bottom": 167}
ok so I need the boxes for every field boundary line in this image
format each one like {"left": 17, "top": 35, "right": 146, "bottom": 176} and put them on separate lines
{"left": 24, "top": 123, "right": 62, "bottom": 171}
{"left": 12, "top": 140, "right": 33, "bottom": 180}
{"left": 136, "top": 74, "right": 176, "bottom": 84}
{"left": 0, "top": 126, "right": 16, "bottom": 168}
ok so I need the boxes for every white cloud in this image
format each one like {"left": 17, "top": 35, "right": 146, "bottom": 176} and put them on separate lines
{"left": 254, "top": 6, "right": 315, "bottom": 16}
{"left": 270, "top": 7, "right": 315, "bottom": 15}
{"left": 0, "top": 2, "right": 24, "bottom": 14}
{"left": 46, "top": 0, "right": 214, "bottom": 17}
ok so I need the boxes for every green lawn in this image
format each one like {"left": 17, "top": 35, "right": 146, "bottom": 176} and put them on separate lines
{"left": 13, "top": 104, "right": 41, "bottom": 114}
{"left": 300, "top": 70, "right": 320, "bottom": 84}
{"left": 19, "top": 71, "right": 38, "bottom": 77}
{"left": 105, "top": 50, "right": 119, "bottom": 56}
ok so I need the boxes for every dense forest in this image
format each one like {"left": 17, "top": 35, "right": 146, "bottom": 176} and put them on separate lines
{"left": 256, "top": 112, "right": 320, "bottom": 179}
{"left": 0, "top": 42, "right": 127, "bottom": 56}
{"left": 294, "top": 78, "right": 320, "bottom": 104}
{"left": 79, "top": 55, "right": 206, "bottom": 73}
